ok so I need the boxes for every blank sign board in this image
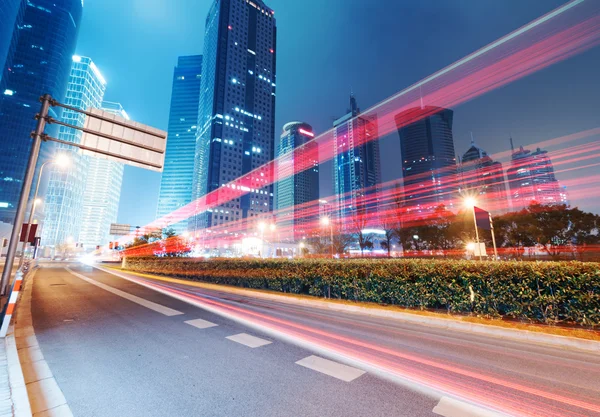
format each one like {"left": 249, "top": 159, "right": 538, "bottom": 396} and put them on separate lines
{"left": 80, "top": 108, "right": 167, "bottom": 172}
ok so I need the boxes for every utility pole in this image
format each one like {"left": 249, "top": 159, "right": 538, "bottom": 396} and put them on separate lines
{"left": 490, "top": 212, "right": 498, "bottom": 260}
{"left": 471, "top": 205, "right": 482, "bottom": 261}
{"left": 1, "top": 95, "right": 51, "bottom": 295}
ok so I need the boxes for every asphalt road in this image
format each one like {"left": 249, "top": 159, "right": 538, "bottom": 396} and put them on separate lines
{"left": 27, "top": 263, "right": 600, "bottom": 417}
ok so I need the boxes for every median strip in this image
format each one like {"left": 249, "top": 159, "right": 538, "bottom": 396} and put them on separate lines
{"left": 66, "top": 268, "right": 184, "bottom": 317}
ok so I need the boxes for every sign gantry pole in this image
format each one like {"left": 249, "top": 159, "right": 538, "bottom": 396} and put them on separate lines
{"left": 0, "top": 95, "right": 51, "bottom": 295}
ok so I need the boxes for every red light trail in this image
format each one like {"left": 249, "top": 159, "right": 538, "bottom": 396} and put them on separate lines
{"left": 103, "top": 269, "right": 600, "bottom": 417}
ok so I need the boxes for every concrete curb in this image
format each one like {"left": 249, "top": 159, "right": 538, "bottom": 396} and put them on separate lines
{"left": 105, "top": 266, "right": 600, "bottom": 355}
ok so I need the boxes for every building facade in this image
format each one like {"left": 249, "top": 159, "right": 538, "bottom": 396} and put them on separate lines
{"left": 332, "top": 95, "right": 381, "bottom": 230}
{"left": 0, "top": 0, "right": 83, "bottom": 223}
{"left": 0, "top": 0, "right": 25, "bottom": 88}
{"left": 395, "top": 106, "right": 457, "bottom": 210}
{"left": 41, "top": 56, "right": 107, "bottom": 248}
{"left": 459, "top": 138, "right": 508, "bottom": 213}
{"left": 506, "top": 144, "right": 565, "bottom": 211}
{"left": 193, "top": 0, "right": 277, "bottom": 232}
{"left": 156, "top": 55, "right": 203, "bottom": 234}
{"left": 275, "top": 122, "right": 319, "bottom": 242}
{"left": 78, "top": 101, "right": 127, "bottom": 249}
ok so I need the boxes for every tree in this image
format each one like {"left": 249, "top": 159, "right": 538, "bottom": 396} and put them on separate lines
{"left": 379, "top": 210, "right": 400, "bottom": 257}
{"left": 527, "top": 204, "right": 599, "bottom": 260}
{"left": 493, "top": 209, "right": 536, "bottom": 259}
{"left": 351, "top": 210, "right": 373, "bottom": 257}
{"left": 332, "top": 231, "right": 354, "bottom": 256}
{"left": 306, "top": 235, "right": 329, "bottom": 256}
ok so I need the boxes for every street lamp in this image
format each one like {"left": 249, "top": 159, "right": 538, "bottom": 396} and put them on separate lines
{"left": 464, "top": 196, "right": 482, "bottom": 261}
{"left": 19, "top": 153, "right": 70, "bottom": 266}
{"left": 321, "top": 216, "right": 334, "bottom": 259}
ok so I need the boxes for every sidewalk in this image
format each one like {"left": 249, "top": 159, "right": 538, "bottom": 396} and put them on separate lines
{"left": 0, "top": 263, "right": 33, "bottom": 417}
{"left": 0, "top": 340, "right": 12, "bottom": 417}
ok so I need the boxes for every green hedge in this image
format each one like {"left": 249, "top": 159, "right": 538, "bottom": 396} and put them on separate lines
{"left": 122, "top": 257, "right": 600, "bottom": 327}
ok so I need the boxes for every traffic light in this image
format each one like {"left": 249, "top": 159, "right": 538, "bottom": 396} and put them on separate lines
{"left": 109, "top": 242, "right": 114, "bottom": 250}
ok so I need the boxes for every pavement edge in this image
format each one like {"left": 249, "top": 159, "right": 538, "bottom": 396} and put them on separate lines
{"left": 13, "top": 268, "right": 73, "bottom": 417}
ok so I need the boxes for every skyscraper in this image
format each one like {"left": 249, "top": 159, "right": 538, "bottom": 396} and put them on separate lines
{"left": 332, "top": 95, "right": 381, "bottom": 229}
{"left": 275, "top": 122, "right": 319, "bottom": 242}
{"left": 156, "top": 55, "right": 203, "bottom": 234}
{"left": 0, "top": 0, "right": 25, "bottom": 87}
{"left": 395, "top": 106, "right": 457, "bottom": 209}
{"left": 506, "top": 143, "right": 565, "bottom": 211}
{"left": 0, "top": 0, "right": 83, "bottom": 223}
{"left": 78, "top": 102, "right": 127, "bottom": 249}
{"left": 193, "top": 0, "right": 277, "bottom": 231}
{"left": 459, "top": 137, "right": 508, "bottom": 212}
{"left": 41, "top": 56, "right": 106, "bottom": 248}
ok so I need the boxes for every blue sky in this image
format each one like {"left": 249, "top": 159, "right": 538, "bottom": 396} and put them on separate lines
{"left": 75, "top": 0, "right": 600, "bottom": 226}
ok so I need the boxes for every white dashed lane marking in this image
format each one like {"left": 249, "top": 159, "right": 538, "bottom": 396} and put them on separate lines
{"left": 226, "top": 333, "right": 272, "bottom": 348}
{"left": 433, "top": 396, "right": 507, "bottom": 417}
{"left": 185, "top": 318, "right": 218, "bottom": 329}
{"left": 66, "top": 268, "right": 184, "bottom": 317}
{"left": 295, "top": 355, "right": 366, "bottom": 382}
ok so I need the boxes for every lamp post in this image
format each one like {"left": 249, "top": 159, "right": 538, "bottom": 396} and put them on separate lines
{"left": 464, "top": 197, "right": 482, "bottom": 261}
{"left": 258, "top": 222, "right": 266, "bottom": 258}
{"left": 19, "top": 153, "right": 70, "bottom": 267}
{"left": 321, "top": 216, "right": 333, "bottom": 259}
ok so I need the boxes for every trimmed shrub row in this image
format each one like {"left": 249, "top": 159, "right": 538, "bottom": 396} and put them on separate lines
{"left": 122, "top": 257, "right": 600, "bottom": 327}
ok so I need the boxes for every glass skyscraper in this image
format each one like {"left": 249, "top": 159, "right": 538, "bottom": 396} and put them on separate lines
{"left": 332, "top": 95, "right": 381, "bottom": 229}
{"left": 275, "top": 122, "right": 319, "bottom": 242}
{"left": 41, "top": 55, "right": 106, "bottom": 247}
{"left": 156, "top": 55, "right": 203, "bottom": 234}
{"left": 0, "top": 0, "right": 83, "bottom": 223}
{"left": 459, "top": 138, "right": 508, "bottom": 212}
{"left": 395, "top": 106, "right": 457, "bottom": 210}
{"left": 193, "top": 0, "right": 277, "bottom": 231}
{"left": 0, "top": 0, "right": 25, "bottom": 88}
{"left": 78, "top": 101, "right": 127, "bottom": 249}
{"left": 506, "top": 143, "right": 566, "bottom": 211}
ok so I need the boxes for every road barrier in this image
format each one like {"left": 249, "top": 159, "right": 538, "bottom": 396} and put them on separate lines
{"left": 0, "top": 270, "right": 24, "bottom": 337}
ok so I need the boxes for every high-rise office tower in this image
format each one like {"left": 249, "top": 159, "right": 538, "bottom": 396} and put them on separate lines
{"left": 506, "top": 142, "right": 564, "bottom": 211}
{"left": 275, "top": 122, "right": 319, "bottom": 242}
{"left": 0, "top": 0, "right": 25, "bottom": 88}
{"left": 193, "top": 0, "right": 277, "bottom": 231}
{"left": 395, "top": 106, "right": 457, "bottom": 210}
{"left": 332, "top": 95, "right": 381, "bottom": 229}
{"left": 156, "top": 55, "right": 203, "bottom": 234}
{"left": 459, "top": 137, "right": 508, "bottom": 212}
{"left": 78, "top": 102, "right": 127, "bottom": 249}
{"left": 0, "top": 0, "right": 83, "bottom": 223}
{"left": 41, "top": 56, "right": 106, "bottom": 247}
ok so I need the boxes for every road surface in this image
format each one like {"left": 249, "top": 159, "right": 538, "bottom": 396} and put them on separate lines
{"left": 23, "top": 263, "right": 600, "bottom": 416}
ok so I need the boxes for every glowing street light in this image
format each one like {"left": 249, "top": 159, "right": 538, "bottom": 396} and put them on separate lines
{"left": 463, "top": 196, "right": 482, "bottom": 261}
{"left": 20, "top": 153, "right": 71, "bottom": 267}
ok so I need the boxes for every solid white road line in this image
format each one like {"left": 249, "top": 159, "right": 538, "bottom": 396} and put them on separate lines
{"left": 66, "top": 268, "right": 184, "bottom": 317}
{"left": 295, "top": 355, "right": 366, "bottom": 382}
{"left": 226, "top": 333, "right": 272, "bottom": 348}
{"left": 433, "top": 396, "right": 507, "bottom": 417}
{"left": 185, "top": 319, "right": 218, "bottom": 329}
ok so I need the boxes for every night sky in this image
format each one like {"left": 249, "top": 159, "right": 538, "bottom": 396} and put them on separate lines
{"left": 75, "top": 0, "right": 600, "bottom": 226}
